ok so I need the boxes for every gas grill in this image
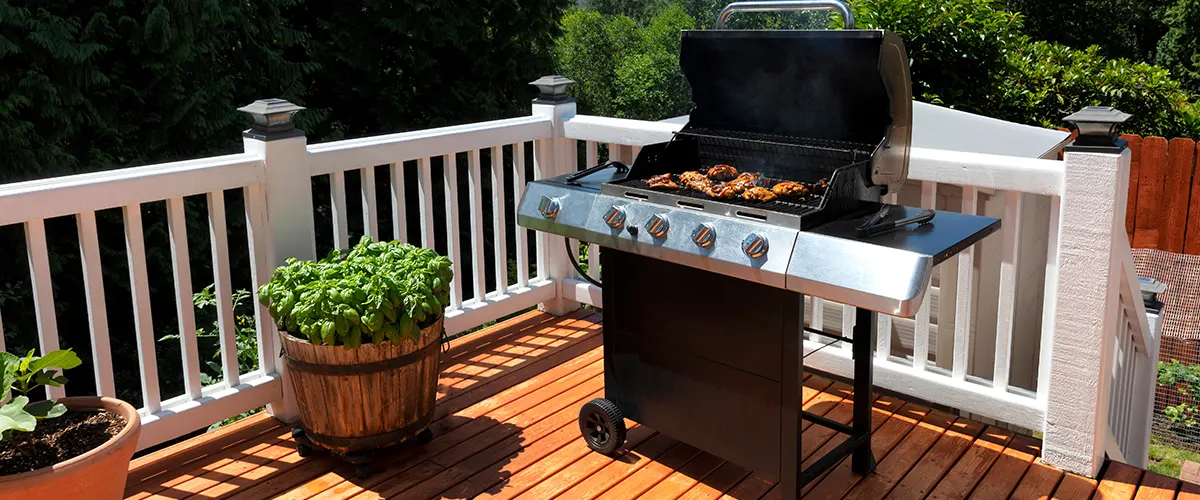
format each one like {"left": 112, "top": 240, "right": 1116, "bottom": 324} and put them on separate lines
{"left": 517, "top": 2, "right": 1001, "bottom": 497}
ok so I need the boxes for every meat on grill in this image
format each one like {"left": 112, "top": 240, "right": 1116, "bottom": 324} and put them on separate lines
{"left": 771, "top": 181, "right": 809, "bottom": 198}
{"left": 742, "top": 186, "right": 777, "bottom": 202}
{"left": 728, "top": 172, "right": 761, "bottom": 192}
{"left": 706, "top": 182, "right": 741, "bottom": 199}
{"left": 648, "top": 173, "right": 679, "bottom": 190}
{"left": 707, "top": 164, "right": 738, "bottom": 181}
{"left": 679, "top": 171, "right": 712, "bottom": 191}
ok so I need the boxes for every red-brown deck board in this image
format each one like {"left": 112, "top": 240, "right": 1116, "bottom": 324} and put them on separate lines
{"left": 125, "top": 312, "right": 1188, "bottom": 499}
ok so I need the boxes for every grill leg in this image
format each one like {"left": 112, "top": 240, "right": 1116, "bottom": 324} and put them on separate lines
{"left": 851, "top": 307, "right": 876, "bottom": 474}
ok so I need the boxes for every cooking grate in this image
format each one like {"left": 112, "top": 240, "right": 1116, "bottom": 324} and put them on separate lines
{"left": 611, "top": 176, "right": 824, "bottom": 218}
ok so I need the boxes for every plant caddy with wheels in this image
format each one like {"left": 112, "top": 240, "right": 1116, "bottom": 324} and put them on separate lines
{"left": 258, "top": 236, "right": 453, "bottom": 478}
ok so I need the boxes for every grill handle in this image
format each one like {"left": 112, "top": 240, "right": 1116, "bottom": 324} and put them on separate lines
{"left": 566, "top": 161, "right": 628, "bottom": 186}
{"left": 716, "top": 0, "right": 855, "bottom": 29}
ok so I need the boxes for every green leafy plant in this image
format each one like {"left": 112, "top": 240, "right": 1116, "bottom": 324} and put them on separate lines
{"left": 160, "top": 285, "right": 261, "bottom": 386}
{"left": 1158, "top": 359, "right": 1200, "bottom": 432}
{"left": 0, "top": 349, "right": 82, "bottom": 441}
{"left": 258, "top": 236, "right": 453, "bottom": 349}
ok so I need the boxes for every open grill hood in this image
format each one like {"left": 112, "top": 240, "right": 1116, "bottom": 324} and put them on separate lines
{"left": 680, "top": 29, "right": 912, "bottom": 193}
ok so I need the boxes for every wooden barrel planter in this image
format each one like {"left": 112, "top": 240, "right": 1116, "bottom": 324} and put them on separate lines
{"left": 280, "top": 317, "right": 443, "bottom": 453}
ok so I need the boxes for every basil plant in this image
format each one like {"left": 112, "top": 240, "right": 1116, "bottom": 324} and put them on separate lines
{"left": 258, "top": 236, "right": 453, "bottom": 349}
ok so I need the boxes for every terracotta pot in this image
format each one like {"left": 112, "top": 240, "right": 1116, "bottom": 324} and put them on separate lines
{"left": 0, "top": 396, "right": 142, "bottom": 500}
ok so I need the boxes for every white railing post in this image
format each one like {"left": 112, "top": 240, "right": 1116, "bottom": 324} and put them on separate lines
{"left": 530, "top": 76, "right": 581, "bottom": 315}
{"left": 1041, "top": 107, "right": 1132, "bottom": 477}
{"left": 239, "top": 99, "right": 314, "bottom": 423}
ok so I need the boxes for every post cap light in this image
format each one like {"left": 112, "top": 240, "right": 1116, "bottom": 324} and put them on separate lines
{"left": 1063, "top": 106, "right": 1131, "bottom": 152}
{"left": 530, "top": 75, "right": 575, "bottom": 104}
{"left": 238, "top": 98, "right": 305, "bottom": 140}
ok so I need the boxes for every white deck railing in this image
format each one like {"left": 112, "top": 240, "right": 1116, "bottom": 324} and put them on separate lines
{"left": 0, "top": 96, "right": 1157, "bottom": 477}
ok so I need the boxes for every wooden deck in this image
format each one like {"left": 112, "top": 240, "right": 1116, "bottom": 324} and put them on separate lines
{"left": 123, "top": 310, "right": 1191, "bottom": 500}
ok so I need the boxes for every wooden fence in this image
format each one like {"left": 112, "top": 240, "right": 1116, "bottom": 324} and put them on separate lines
{"left": 1122, "top": 134, "right": 1200, "bottom": 254}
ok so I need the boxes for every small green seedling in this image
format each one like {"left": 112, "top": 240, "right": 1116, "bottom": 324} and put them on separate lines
{"left": 0, "top": 349, "right": 82, "bottom": 441}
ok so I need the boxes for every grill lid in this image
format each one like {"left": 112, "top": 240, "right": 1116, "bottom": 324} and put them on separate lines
{"left": 679, "top": 28, "right": 912, "bottom": 192}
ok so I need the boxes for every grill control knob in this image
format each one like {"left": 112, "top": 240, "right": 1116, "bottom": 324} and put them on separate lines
{"left": 603, "top": 205, "right": 626, "bottom": 229}
{"left": 537, "top": 196, "right": 561, "bottom": 220}
{"left": 645, "top": 213, "right": 670, "bottom": 238}
{"left": 691, "top": 223, "right": 716, "bottom": 248}
{"left": 742, "top": 233, "right": 769, "bottom": 259}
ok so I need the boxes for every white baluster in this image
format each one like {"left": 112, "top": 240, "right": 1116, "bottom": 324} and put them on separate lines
{"left": 77, "top": 211, "right": 115, "bottom": 397}
{"left": 1037, "top": 195, "right": 1062, "bottom": 402}
{"left": 417, "top": 157, "right": 436, "bottom": 249}
{"left": 123, "top": 204, "right": 161, "bottom": 413}
{"left": 841, "top": 304, "right": 855, "bottom": 350}
{"left": 994, "top": 190, "right": 1023, "bottom": 393}
{"left": 443, "top": 153, "right": 463, "bottom": 310}
{"left": 243, "top": 183, "right": 277, "bottom": 376}
{"left": 208, "top": 192, "right": 240, "bottom": 386}
{"left": 913, "top": 181, "right": 937, "bottom": 371}
{"left": 491, "top": 146, "right": 509, "bottom": 294}
{"left": 954, "top": 186, "right": 979, "bottom": 381}
{"left": 166, "top": 197, "right": 202, "bottom": 398}
{"left": 25, "top": 219, "right": 63, "bottom": 400}
{"left": 879, "top": 191, "right": 898, "bottom": 360}
{"left": 586, "top": 141, "right": 598, "bottom": 169}
{"left": 361, "top": 167, "right": 378, "bottom": 240}
{"left": 513, "top": 143, "right": 530, "bottom": 288}
{"left": 331, "top": 171, "right": 349, "bottom": 250}
{"left": 390, "top": 163, "right": 408, "bottom": 244}
{"left": 468, "top": 150, "right": 486, "bottom": 303}
{"left": 607, "top": 143, "right": 622, "bottom": 164}
{"left": 534, "top": 140, "right": 548, "bottom": 281}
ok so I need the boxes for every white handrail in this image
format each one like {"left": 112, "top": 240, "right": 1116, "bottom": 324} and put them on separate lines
{"left": 308, "top": 116, "right": 552, "bottom": 175}
{"left": 0, "top": 153, "right": 264, "bottom": 226}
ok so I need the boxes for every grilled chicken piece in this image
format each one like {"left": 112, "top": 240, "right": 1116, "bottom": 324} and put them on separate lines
{"left": 771, "top": 181, "right": 809, "bottom": 197}
{"left": 647, "top": 173, "right": 679, "bottom": 190}
{"left": 679, "top": 171, "right": 711, "bottom": 191}
{"left": 706, "top": 164, "right": 738, "bottom": 181}
{"left": 813, "top": 179, "right": 829, "bottom": 193}
{"left": 728, "top": 172, "right": 761, "bottom": 192}
{"left": 742, "top": 186, "right": 777, "bottom": 202}
{"left": 706, "top": 182, "right": 740, "bottom": 199}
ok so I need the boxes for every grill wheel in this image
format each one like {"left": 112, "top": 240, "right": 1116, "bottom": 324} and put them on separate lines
{"left": 579, "top": 398, "right": 627, "bottom": 455}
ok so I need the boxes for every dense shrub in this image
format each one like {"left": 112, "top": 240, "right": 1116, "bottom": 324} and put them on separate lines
{"left": 555, "top": 5, "right": 696, "bottom": 120}
{"left": 851, "top": 0, "right": 1199, "bottom": 138}
{"left": 849, "top": 0, "right": 1025, "bottom": 116}
{"left": 1002, "top": 42, "right": 1194, "bottom": 137}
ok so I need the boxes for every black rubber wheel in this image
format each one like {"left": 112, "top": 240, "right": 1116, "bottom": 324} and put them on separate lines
{"left": 296, "top": 442, "right": 314, "bottom": 458}
{"left": 355, "top": 463, "right": 372, "bottom": 479}
{"left": 578, "top": 398, "right": 626, "bottom": 455}
{"left": 417, "top": 427, "right": 434, "bottom": 444}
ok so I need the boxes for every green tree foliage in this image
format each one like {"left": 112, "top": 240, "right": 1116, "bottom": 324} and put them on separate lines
{"left": 0, "top": 0, "right": 567, "bottom": 409}
{"left": 0, "top": 0, "right": 313, "bottom": 182}
{"left": 850, "top": 0, "right": 1025, "bottom": 116}
{"left": 291, "top": 0, "right": 567, "bottom": 140}
{"left": 555, "top": 5, "right": 696, "bottom": 120}
{"left": 850, "top": 0, "right": 1198, "bottom": 138}
{"left": 1156, "top": 0, "right": 1200, "bottom": 95}
{"left": 1002, "top": 42, "right": 1195, "bottom": 137}
{"left": 1005, "top": 0, "right": 1171, "bottom": 62}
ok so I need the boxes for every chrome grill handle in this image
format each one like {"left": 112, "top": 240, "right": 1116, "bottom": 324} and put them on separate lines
{"left": 716, "top": 1, "right": 855, "bottom": 29}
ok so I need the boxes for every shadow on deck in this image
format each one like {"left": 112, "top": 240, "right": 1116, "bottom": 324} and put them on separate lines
{"left": 123, "top": 310, "right": 1187, "bottom": 499}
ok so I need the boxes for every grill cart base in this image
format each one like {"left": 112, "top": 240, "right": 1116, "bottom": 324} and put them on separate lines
{"left": 586, "top": 249, "right": 878, "bottom": 499}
